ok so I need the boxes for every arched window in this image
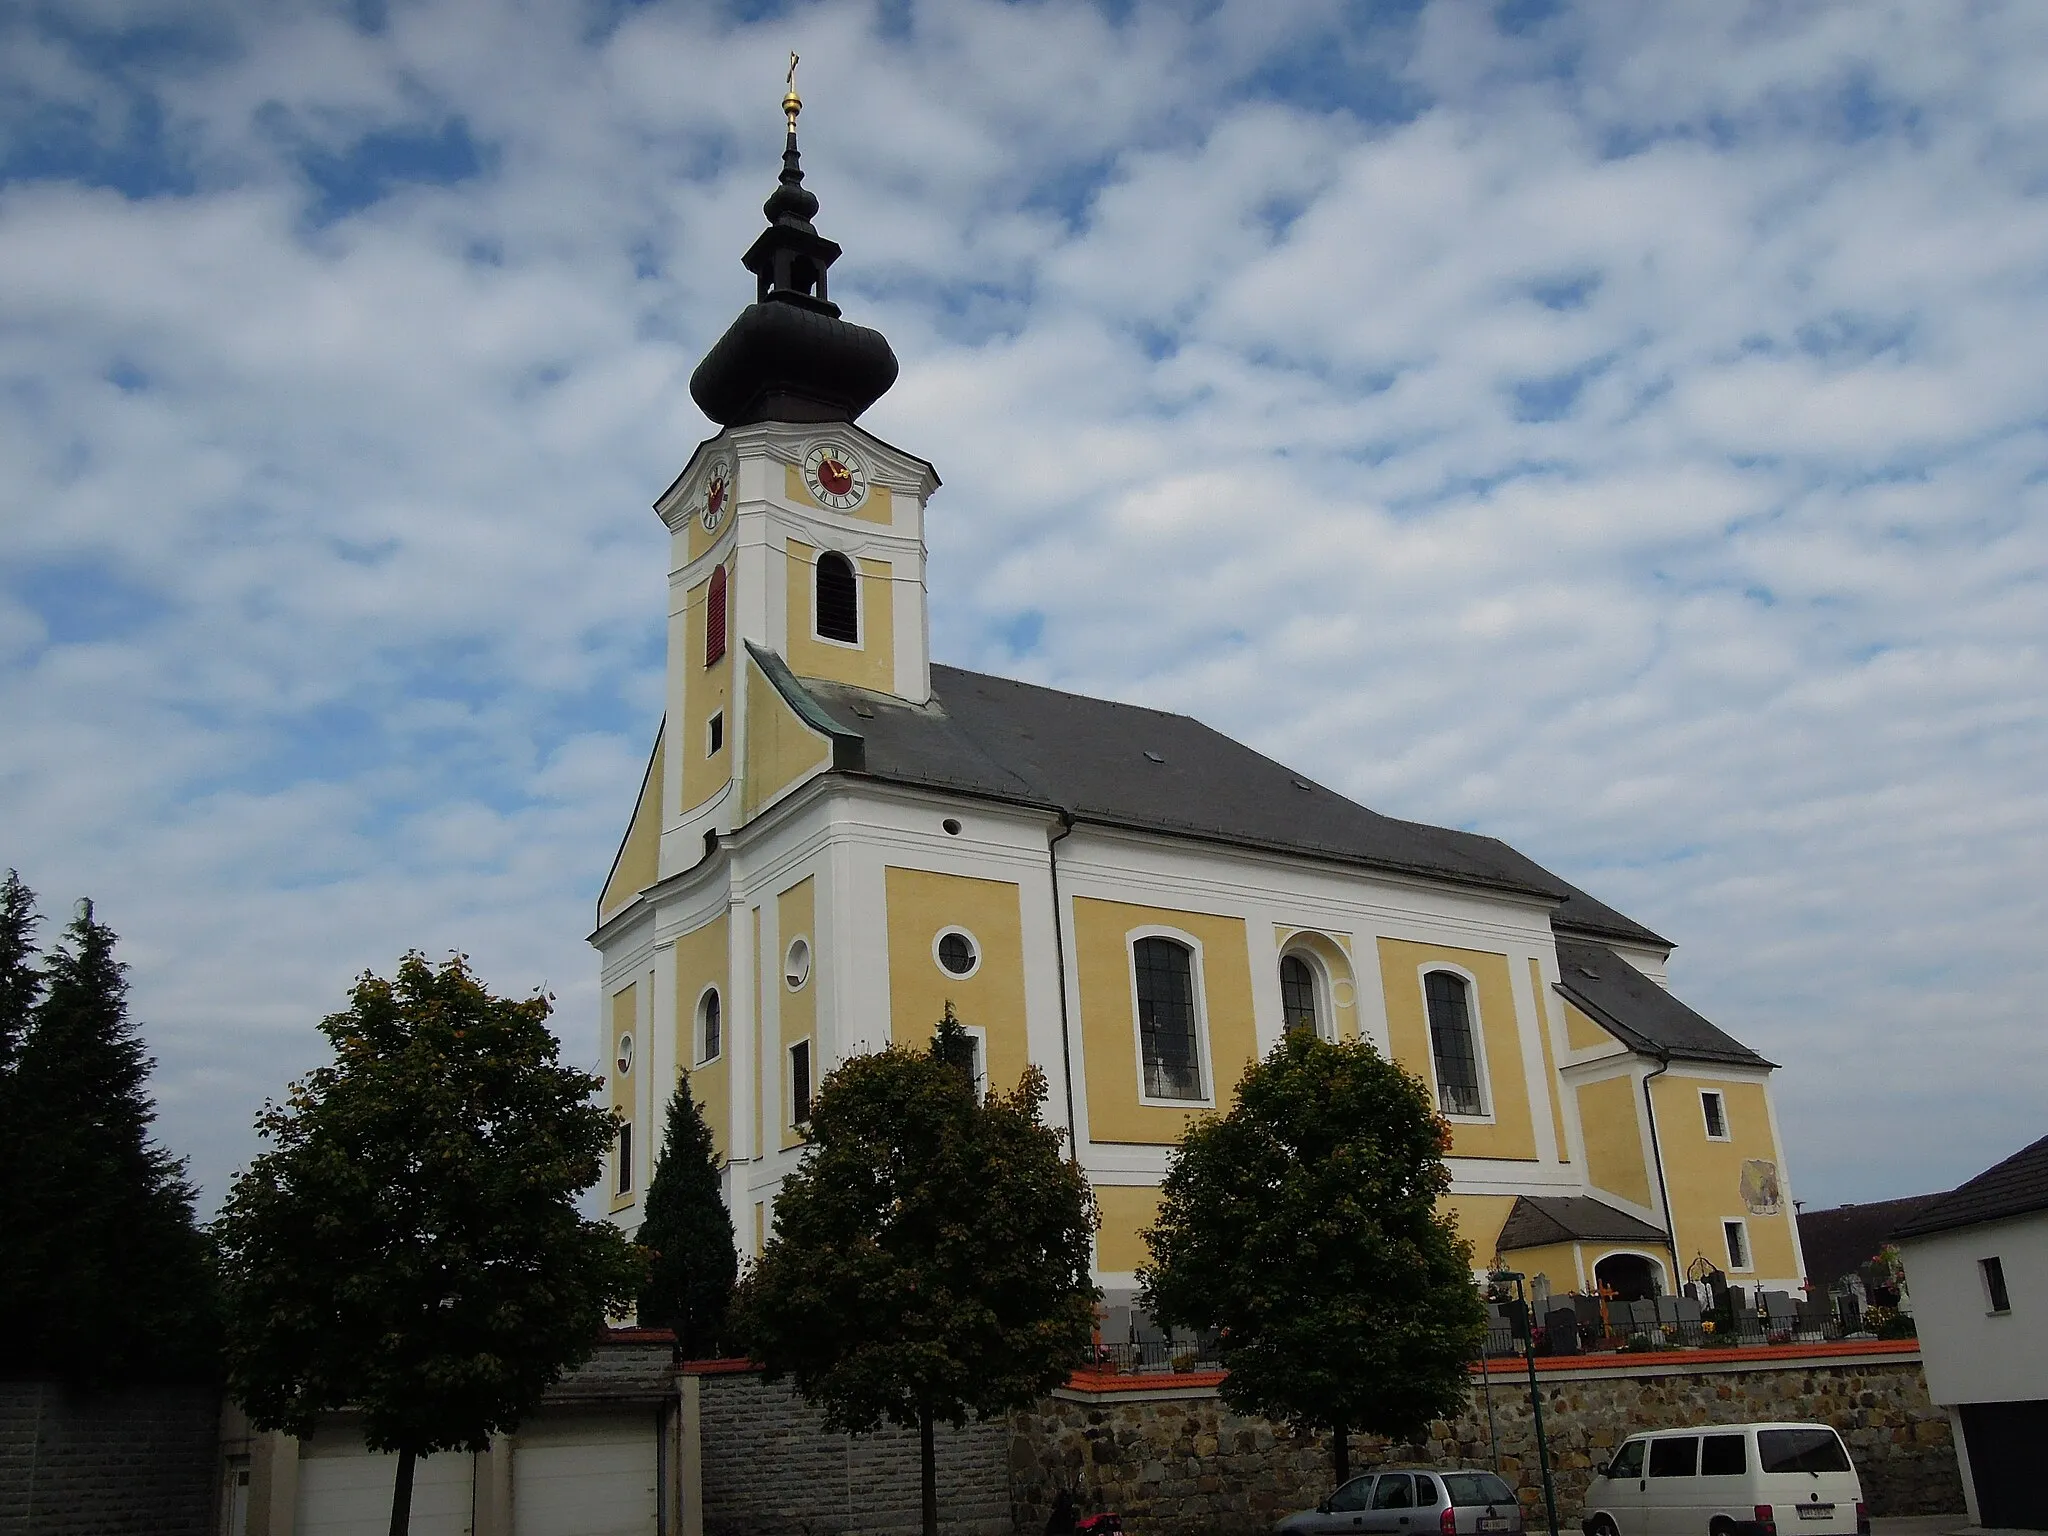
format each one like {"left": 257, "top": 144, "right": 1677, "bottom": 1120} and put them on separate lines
{"left": 815, "top": 552, "right": 858, "bottom": 643}
{"left": 1424, "top": 970, "right": 1484, "bottom": 1116}
{"left": 705, "top": 564, "right": 727, "bottom": 665}
{"left": 1133, "top": 936, "right": 1203, "bottom": 1101}
{"left": 1280, "top": 953, "right": 1323, "bottom": 1038}
{"left": 698, "top": 988, "right": 721, "bottom": 1064}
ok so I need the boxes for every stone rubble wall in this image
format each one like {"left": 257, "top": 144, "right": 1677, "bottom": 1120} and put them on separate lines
{"left": 0, "top": 1381, "right": 219, "bottom": 1536}
{"left": 698, "top": 1369, "right": 1010, "bottom": 1536}
{"left": 1007, "top": 1354, "right": 1965, "bottom": 1536}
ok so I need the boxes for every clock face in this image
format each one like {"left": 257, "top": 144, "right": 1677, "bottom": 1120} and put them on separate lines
{"left": 701, "top": 460, "right": 733, "bottom": 531}
{"left": 803, "top": 442, "right": 868, "bottom": 511}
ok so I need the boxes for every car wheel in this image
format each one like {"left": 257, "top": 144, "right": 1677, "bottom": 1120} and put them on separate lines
{"left": 1590, "top": 1516, "right": 1620, "bottom": 1536}
{"left": 1710, "top": 1521, "right": 1736, "bottom": 1536}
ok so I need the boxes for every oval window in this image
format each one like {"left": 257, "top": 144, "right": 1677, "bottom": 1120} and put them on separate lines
{"left": 785, "top": 937, "right": 812, "bottom": 991}
{"left": 615, "top": 1033, "right": 634, "bottom": 1075}
{"left": 935, "top": 929, "right": 978, "bottom": 977}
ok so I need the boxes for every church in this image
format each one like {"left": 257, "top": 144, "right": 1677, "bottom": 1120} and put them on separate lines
{"left": 590, "top": 85, "right": 1808, "bottom": 1315}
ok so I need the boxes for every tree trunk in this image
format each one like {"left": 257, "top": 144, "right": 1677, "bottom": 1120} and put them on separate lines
{"left": 388, "top": 1444, "right": 416, "bottom": 1536}
{"left": 1332, "top": 1419, "right": 1349, "bottom": 1486}
{"left": 920, "top": 1404, "right": 938, "bottom": 1536}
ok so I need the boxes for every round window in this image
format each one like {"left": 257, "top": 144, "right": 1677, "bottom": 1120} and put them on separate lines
{"left": 934, "top": 928, "right": 979, "bottom": 978}
{"left": 785, "top": 937, "right": 812, "bottom": 991}
{"left": 615, "top": 1033, "right": 634, "bottom": 1075}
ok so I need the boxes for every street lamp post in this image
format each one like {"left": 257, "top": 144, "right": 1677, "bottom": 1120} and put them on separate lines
{"left": 1492, "top": 1270, "right": 1560, "bottom": 1536}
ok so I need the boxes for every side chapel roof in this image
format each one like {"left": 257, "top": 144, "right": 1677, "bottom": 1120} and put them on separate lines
{"left": 1496, "top": 1194, "right": 1671, "bottom": 1252}
{"left": 1552, "top": 939, "right": 1772, "bottom": 1068}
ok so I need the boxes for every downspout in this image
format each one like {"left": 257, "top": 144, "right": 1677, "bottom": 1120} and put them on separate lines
{"left": 1047, "top": 810, "right": 1080, "bottom": 1159}
{"left": 1641, "top": 1052, "right": 1682, "bottom": 1292}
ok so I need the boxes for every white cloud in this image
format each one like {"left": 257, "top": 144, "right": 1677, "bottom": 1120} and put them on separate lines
{"left": 1, "top": 0, "right": 2043, "bottom": 1215}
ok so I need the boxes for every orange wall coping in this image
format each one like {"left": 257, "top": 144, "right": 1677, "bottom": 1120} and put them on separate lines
{"left": 1470, "top": 1338, "right": 1921, "bottom": 1375}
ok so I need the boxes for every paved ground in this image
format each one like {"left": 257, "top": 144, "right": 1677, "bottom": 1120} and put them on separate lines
{"left": 1868, "top": 1518, "right": 1998, "bottom": 1536}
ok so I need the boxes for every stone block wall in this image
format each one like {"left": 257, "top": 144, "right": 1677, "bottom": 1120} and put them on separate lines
{"left": 698, "top": 1369, "right": 1010, "bottom": 1536}
{"left": 0, "top": 1381, "right": 219, "bottom": 1536}
{"left": 1007, "top": 1351, "right": 1965, "bottom": 1536}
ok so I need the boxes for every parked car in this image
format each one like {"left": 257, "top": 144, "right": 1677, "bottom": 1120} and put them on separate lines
{"left": 1277, "top": 1468, "right": 1525, "bottom": 1536}
{"left": 1581, "top": 1423, "right": 1869, "bottom": 1536}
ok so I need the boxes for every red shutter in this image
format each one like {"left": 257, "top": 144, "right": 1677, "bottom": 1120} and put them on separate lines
{"left": 706, "top": 564, "right": 727, "bottom": 665}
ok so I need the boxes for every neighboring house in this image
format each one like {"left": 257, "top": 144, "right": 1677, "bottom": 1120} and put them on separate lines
{"left": 1894, "top": 1134, "right": 2048, "bottom": 1531}
{"left": 591, "top": 109, "right": 1811, "bottom": 1307}
{"left": 217, "top": 1331, "right": 677, "bottom": 1536}
{"left": 1798, "top": 1194, "right": 1941, "bottom": 1304}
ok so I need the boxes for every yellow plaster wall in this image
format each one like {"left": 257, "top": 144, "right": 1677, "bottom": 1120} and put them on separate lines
{"left": 884, "top": 868, "right": 1029, "bottom": 1093}
{"left": 1651, "top": 1075, "right": 1800, "bottom": 1280}
{"left": 608, "top": 982, "right": 638, "bottom": 1213}
{"left": 1577, "top": 1073, "right": 1653, "bottom": 1208}
{"left": 1377, "top": 939, "right": 1539, "bottom": 1162}
{"left": 681, "top": 567, "right": 735, "bottom": 813}
{"left": 599, "top": 727, "right": 663, "bottom": 923}
{"left": 783, "top": 538, "right": 896, "bottom": 693}
{"left": 740, "top": 652, "right": 832, "bottom": 823}
{"left": 1275, "top": 927, "right": 1360, "bottom": 1040}
{"left": 777, "top": 878, "right": 816, "bottom": 1152}
{"left": 1564, "top": 997, "right": 1618, "bottom": 1054}
{"left": 674, "top": 914, "right": 731, "bottom": 1160}
{"left": 1074, "top": 897, "right": 1257, "bottom": 1146}
{"left": 1438, "top": 1193, "right": 1517, "bottom": 1265}
{"left": 1530, "top": 957, "right": 1571, "bottom": 1163}
{"left": 1093, "top": 1185, "right": 1162, "bottom": 1275}
{"left": 783, "top": 461, "right": 896, "bottom": 525}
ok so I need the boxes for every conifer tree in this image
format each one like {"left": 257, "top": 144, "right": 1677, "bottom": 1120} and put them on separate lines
{"left": 4, "top": 893, "right": 217, "bottom": 1380}
{"left": 635, "top": 1072, "right": 737, "bottom": 1356}
{"left": 0, "top": 871, "right": 43, "bottom": 1335}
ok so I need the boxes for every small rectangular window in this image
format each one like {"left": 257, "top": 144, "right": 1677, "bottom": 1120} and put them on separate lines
{"left": 1648, "top": 1437, "right": 1699, "bottom": 1478}
{"left": 1701, "top": 1434, "right": 1746, "bottom": 1476}
{"left": 615, "top": 1121, "right": 633, "bottom": 1195}
{"left": 1701, "top": 1090, "right": 1728, "bottom": 1140}
{"left": 1982, "top": 1256, "right": 2011, "bottom": 1314}
{"left": 1724, "top": 1219, "right": 1750, "bottom": 1271}
{"left": 707, "top": 711, "right": 724, "bottom": 755}
{"left": 790, "top": 1040, "right": 812, "bottom": 1125}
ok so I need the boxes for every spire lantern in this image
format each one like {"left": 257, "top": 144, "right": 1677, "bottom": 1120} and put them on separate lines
{"left": 688, "top": 61, "right": 898, "bottom": 427}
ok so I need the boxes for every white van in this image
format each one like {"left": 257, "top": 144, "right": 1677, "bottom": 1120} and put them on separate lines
{"left": 1581, "top": 1423, "right": 1867, "bottom": 1536}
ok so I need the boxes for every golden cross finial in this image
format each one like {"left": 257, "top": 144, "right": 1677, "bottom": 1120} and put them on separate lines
{"left": 783, "top": 52, "right": 802, "bottom": 133}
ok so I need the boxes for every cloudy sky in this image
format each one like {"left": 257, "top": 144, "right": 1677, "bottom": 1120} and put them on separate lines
{"left": 3, "top": 0, "right": 2043, "bottom": 1218}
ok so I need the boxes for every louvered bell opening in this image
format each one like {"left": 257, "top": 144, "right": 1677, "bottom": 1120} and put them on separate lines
{"left": 816, "top": 552, "right": 858, "bottom": 642}
{"left": 706, "top": 564, "right": 728, "bottom": 665}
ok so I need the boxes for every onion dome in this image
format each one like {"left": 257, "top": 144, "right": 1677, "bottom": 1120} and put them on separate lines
{"left": 689, "top": 71, "right": 898, "bottom": 427}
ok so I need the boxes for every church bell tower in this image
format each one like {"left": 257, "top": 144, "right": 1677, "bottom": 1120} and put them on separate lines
{"left": 637, "top": 65, "right": 941, "bottom": 890}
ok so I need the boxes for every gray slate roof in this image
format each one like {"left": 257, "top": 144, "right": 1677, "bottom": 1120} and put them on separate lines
{"left": 788, "top": 663, "right": 1668, "bottom": 948}
{"left": 1893, "top": 1134, "right": 2048, "bottom": 1241}
{"left": 1497, "top": 1194, "right": 1670, "bottom": 1252}
{"left": 1553, "top": 940, "right": 1770, "bottom": 1068}
{"left": 1798, "top": 1195, "right": 1944, "bottom": 1285}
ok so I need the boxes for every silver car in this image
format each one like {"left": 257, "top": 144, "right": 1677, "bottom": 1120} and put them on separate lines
{"left": 1276, "top": 1469, "right": 1526, "bottom": 1536}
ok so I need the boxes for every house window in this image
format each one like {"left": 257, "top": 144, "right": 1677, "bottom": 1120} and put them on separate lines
{"left": 815, "top": 552, "right": 858, "bottom": 643}
{"left": 1280, "top": 953, "right": 1322, "bottom": 1038}
{"left": 698, "top": 988, "right": 721, "bottom": 1064}
{"left": 707, "top": 711, "right": 724, "bottom": 756}
{"left": 1723, "top": 1218, "right": 1751, "bottom": 1271}
{"left": 705, "top": 564, "right": 728, "bottom": 665}
{"left": 1423, "top": 970, "right": 1484, "bottom": 1117}
{"left": 1133, "top": 936, "right": 1203, "bottom": 1101}
{"left": 1981, "top": 1256, "right": 2011, "bottom": 1314}
{"left": 1701, "top": 1090, "right": 1729, "bottom": 1140}
{"left": 615, "top": 1122, "right": 633, "bottom": 1195}
{"left": 790, "top": 1040, "right": 812, "bottom": 1125}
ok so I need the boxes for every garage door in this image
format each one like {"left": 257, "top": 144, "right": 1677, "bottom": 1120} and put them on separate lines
{"left": 512, "top": 1412, "right": 659, "bottom": 1536}
{"left": 1959, "top": 1400, "right": 2048, "bottom": 1530}
{"left": 295, "top": 1426, "right": 475, "bottom": 1536}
